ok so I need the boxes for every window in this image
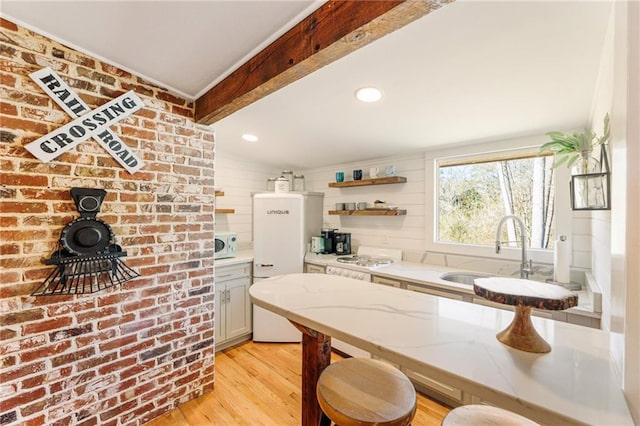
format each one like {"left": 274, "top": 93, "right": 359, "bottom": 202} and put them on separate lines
{"left": 437, "top": 154, "right": 555, "bottom": 250}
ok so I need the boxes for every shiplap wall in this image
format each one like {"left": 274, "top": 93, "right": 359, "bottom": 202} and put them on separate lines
{"left": 302, "top": 154, "right": 425, "bottom": 251}
{"left": 214, "top": 155, "right": 279, "bottom": 248}
{"left": 215, "top": 148, "right": 592, "bottom": 279}
{"left": 572, "top": 212, "right": 594, "bottom": 270}
{"left": 213, "top": 153, "right": 426, "bottom": 251}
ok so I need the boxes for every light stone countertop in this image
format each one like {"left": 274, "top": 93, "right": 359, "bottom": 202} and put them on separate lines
{"left": 304, "top": 253, "right": 599, "bottom": 317}
{"left": 250, "top": 273, "right": 634, "bottom": 426}
{"left": 215, "top": 250, "right": 254, "bottom": 268}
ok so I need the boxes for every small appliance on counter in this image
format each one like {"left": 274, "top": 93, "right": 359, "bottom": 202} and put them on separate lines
{"left": 214, "top": 232, "right": 237, "bottom": 259}
{"left": 333, "top": 232, "right": 351, "bottom": 255}
{"left": 321, "top": 228, "right": 337, "bottom": 254}
{"left": 311, "top": 235, "right": 325, "bottom": 253}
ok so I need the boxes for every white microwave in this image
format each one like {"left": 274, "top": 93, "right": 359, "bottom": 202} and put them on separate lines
{"left": 215, "top": 232, "right": 237, "bottom": 259}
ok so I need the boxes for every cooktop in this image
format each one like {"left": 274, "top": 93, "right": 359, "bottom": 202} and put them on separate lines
{"left": 336, "top": 255, "right": 394, "bottom": 268}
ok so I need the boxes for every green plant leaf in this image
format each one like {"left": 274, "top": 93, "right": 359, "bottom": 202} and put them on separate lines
{"left": 553, "top": 154, "right": 570, "bottom": 168}
{"left": 540, "top": 113, "right": 610, "bottom": 168}
{"left": 566, "top": 155, "right": 580, "bottom": 169}
{"left": 540, "top": 141, "right": 572, "bottom": 152}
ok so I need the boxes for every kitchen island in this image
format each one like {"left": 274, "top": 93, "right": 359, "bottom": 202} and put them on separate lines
{"left": 249, "top": 273, "right": 633, "bottom": 426}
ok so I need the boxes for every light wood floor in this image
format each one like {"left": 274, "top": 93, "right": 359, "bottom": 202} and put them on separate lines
{"left": 144, "top": 340, "right": 451, "bottom": 425}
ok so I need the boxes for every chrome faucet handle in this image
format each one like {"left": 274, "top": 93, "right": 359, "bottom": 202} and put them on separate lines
{"left": 522, "top": 259, "right": 534, "bottom": 278}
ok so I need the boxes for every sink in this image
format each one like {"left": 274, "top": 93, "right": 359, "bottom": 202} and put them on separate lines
{"left": 439, "top": 272, "right": 491, "bottom": 286}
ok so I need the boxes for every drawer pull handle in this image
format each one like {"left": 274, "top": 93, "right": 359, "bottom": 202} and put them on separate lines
{"left": 258, "top": 264, "right": 274, "bottom": 267}
{"left": 217, "top": 273, "right": 233, "bottom": 278}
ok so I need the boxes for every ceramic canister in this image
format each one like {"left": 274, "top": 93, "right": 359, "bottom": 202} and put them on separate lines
{"left": 274, "top": 176, "right": 290, "bottom": 193}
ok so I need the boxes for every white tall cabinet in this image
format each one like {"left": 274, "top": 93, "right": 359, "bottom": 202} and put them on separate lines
{"left": 215, "top": 262, "right": 252, "bottom": 351}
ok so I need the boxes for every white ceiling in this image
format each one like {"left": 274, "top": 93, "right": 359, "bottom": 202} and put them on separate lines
{"left": 2, "top": 1, "right": 323, "bottom": 99}
{"left": 3, "top": 1, "right": 612, "bottom": 170}
{"left": 214, "top": 1, "right": 612, "bottom": 169}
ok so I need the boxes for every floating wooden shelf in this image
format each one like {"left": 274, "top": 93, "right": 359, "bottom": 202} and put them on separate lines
{"left": 328, "top": 176, "right": 407, "bottom": 188}
{"left": 328, "top": 209, "right": 407, "bottom": 216}
{"left": 214, "top": 190, "right": 234, "bottom": 213}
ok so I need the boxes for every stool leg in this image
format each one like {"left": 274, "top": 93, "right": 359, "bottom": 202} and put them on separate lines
{"left": 318, "top": 411, "right": 332, "bottom": 426}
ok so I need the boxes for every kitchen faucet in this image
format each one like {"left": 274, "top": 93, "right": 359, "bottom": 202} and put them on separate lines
{"left": 495, "top": 215, "right": 533, "bottom": 279}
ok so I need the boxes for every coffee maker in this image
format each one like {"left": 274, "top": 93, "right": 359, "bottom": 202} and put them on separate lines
{"left": 321, "top": 228, "right": 336, "bottom": 254}
{"left": 333, "top": 232, "right": 351, "bottom": 255}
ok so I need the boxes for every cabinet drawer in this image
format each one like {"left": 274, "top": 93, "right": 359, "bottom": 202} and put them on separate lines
{"left": 405, "top": 368, "right": 462, "bottom": 401}
{"left": 407, "top": 284, "right": 464, "bottom": 301}
{"left": 372, "top": 276, "right": 402, "bottom": 288}
{"left": 216, "top": 263, "right": 251, "bottom": 281}
{"left": 304, "top": 263, "right": 325, "bottom": 274}
{"left": 532, "top": 309, "right": 553, "bottom": 319}
{"left": 566, "top": 312, "right": 600, "bottom": 328}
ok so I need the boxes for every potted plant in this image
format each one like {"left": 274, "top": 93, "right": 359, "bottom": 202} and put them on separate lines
{"left": 540, "top": 114, "right": 611, "bottom": 210}
{"left": 539, "top": 113, "right": 609, "bottom": 172}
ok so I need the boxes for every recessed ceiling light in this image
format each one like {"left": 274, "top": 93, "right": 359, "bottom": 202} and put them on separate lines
{"left": 242, "top": 133, "right": 258, "bottom": 142}
{"left": 355, "top": 87, "right": 383, "bottom": 103}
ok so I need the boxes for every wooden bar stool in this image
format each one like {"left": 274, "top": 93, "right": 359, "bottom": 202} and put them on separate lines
{"left": 316, "top": 358, "right": 417, "bottom": 426}
{"left": 442, "top": 405, "right": 540, "bottom": 425}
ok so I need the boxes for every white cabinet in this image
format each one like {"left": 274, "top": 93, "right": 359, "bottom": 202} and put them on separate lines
{"left": 372, "top": 275, "right": 402, "bottom": 288}
{"left": 372, "top": 275, "right": 470, "bottom": 302}
{"left": 403, "top": 368, "right": 463, "bottom": 403}
{"left": 566, "top": 312, "right": 600, "bottom": 328}
{"left": 215, "top": 263, "right": 252, "bottom": 351}
{"left": 304, "top": 263, "right": 326, "bottom": 274}
{"left": 406, "top": 283, "right": 466, "bottom": 301}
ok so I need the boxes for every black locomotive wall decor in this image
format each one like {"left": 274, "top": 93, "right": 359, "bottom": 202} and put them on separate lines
{"left": 32, "top": 188, "right": 139, "bottom": 296}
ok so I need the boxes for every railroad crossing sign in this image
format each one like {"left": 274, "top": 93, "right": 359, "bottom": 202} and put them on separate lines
{"left": 26, "top": 67, "right": 145, "bottom": 174}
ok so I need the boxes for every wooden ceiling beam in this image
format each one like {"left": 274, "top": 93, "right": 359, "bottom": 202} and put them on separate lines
{"left": 195, "top": 0, "right": 454, "bottom": 125}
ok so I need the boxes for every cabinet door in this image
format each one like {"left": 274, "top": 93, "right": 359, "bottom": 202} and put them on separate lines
{"left": 407, "top": 284, "right": 465, "bottom": 301}
{"left": 372, "top": 276, "right": 402, "bottom": 288}
{"left": 304, "top": 263, "right": 325, "bottom": 274}
{"left": 215, "top": 284, "right": 226, "bottom": 343}
{"left": 226, "top": 276, "right": 252, "bottom": 340}
{"left": 404, "top": 368, "right": 463, "bottom": 402}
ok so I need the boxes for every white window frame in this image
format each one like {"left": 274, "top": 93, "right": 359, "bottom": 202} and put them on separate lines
{"left": 425, "top": 134, "right": 571, "bottom": 265}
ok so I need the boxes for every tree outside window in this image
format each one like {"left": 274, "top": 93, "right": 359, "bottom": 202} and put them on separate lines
{"left": 438, "top": 155, "right": 555, "bottom": 250}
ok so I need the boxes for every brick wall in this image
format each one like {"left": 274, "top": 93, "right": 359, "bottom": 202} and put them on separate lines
{"left": 0, "top": 19, "right": 216, "bottom": 425}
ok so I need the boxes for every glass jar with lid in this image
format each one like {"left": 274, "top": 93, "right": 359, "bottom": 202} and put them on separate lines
{"left": 293, "top": 174, "right": 305, "bottom": 191}
{"left": 281, "top": 170, "right": 293, "bottom": 190}
{"left": 267, "top": 177, "right": 277, "bottom": 191}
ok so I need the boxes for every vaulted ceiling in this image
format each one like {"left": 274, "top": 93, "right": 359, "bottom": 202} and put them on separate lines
{"left": 3, "top": 1, "right": 613, "bottom": 169}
